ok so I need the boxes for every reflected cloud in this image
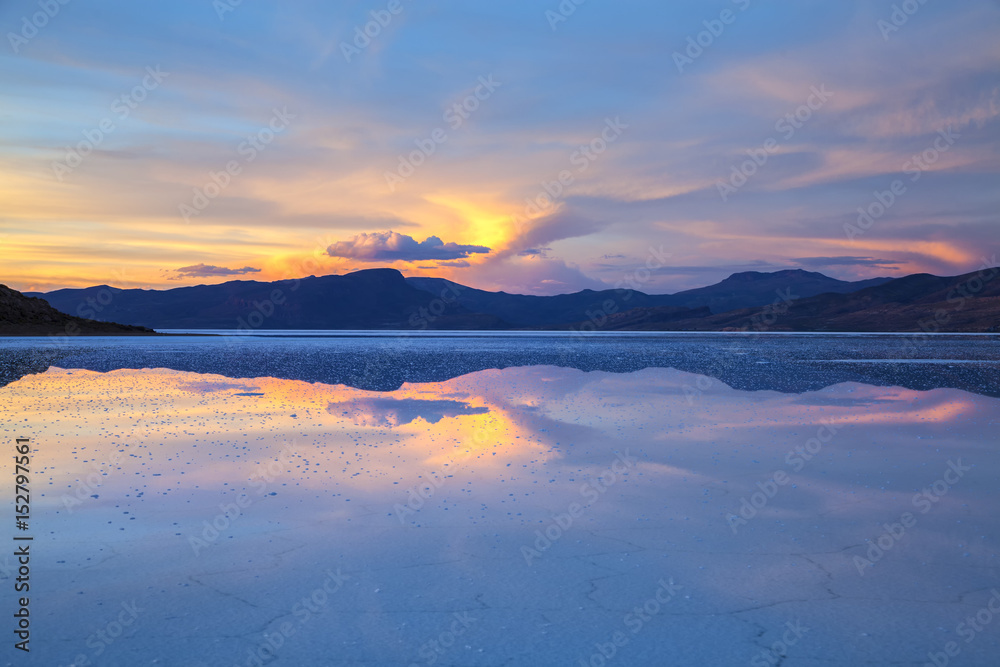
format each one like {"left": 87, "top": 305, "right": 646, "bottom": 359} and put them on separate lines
{"left": 3, "top": 360, "right": 999, "bottom": 667}
{"left": 326, "top": 397, "right": 489, "bottom": 427}
{"left": 177, "top": 379, "right": 261, "bottom": 393}
{"left": 5, "top": 363, "right": 991, "bottom": 512}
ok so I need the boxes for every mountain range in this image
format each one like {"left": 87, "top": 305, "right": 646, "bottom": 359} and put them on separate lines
{"left": 7, "top": 266, "right": 998, "bottom": 333}
{"left": 25, "top": 268, "right": 890, "bottom": 330}
{"left": 0, "top": 284, "right": 153, "bottom": 336}
{"left": 648, "top": 270, "right": 1000, "bottom": 333}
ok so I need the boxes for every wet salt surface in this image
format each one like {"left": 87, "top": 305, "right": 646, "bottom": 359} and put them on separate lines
{"left": 0, "top": 334, "right": 998, "bottom": 666}
{"left": 2, "top": 332, "right": 999, "bottom": 395}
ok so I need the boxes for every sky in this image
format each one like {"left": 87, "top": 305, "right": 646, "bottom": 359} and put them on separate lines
{"left": 1, "top": 0, "right": 998, "bottom": 295}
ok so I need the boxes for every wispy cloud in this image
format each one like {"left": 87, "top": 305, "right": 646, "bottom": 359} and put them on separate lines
{"left": 172, "top": 264, "right": 262, "bottom": 278}
{"left": 0, "top": 1, "right": 997, "bottom": 293}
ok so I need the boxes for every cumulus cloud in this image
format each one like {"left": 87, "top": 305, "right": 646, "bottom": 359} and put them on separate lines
{"left": 327, "top": 398, "right": 489, "bottom": 428}
{"left": 326, "top": 231, "right": 490, "bottom": 262}
{"left": 173, "top": 264, "right": 262, "bottom": 278}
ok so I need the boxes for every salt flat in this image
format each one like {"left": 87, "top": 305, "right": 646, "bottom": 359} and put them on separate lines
{"left": 0, "top": 334, "right": 998, "bottom": 666}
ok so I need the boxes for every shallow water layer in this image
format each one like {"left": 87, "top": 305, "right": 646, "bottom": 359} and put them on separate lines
{"left": 1, "top": 335, "right": 999, "bottom": 666}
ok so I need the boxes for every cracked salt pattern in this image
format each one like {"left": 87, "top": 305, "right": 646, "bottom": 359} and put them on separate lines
{"left": 0, "top": 334, "right": 998, "bottom": 666}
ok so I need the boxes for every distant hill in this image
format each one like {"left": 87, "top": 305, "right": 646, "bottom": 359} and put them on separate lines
{"left": 27, "top": 266, "right": 970, "bottom": 333}
{"left": 604, "top": 270, "right": 1000, "bottom": 333}
{"left": 405, "top": 270, "right": 886, "bottom": 325}
{"left": 0, "top": 284, "right": 154, "bottom": 336}
{"left": 30, "top": 269, "right": 504, "bottom": 331}
{"left": 405, "top": 277, "right": 681, "bottom": 327}
{"left": 664, "top": 269, "right": 893, "bottom": 313}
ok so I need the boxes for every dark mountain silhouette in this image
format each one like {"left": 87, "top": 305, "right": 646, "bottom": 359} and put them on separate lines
{"left": 406, "top": 270, "right": 887, "bottom": 324}
{"left": 24, "top": 266, "right": 994, "bottom": 333}
{"left": 2, "top": 332, "right": 997, "bottom": 398}
{"left": 0, "top": 284, "right": 153, "bottom": 336}
{"left": 30, "top": 269, "right": 504, "bottom": 331}
{"left": 405, "top": 277, "right": 683, "bottom": 327}
{"left": 602, "top": 270, "right": 1000, "bottom": 333}
{"left": 30, "top": 268, "right": 883, "bottom": 331}
{"left": 662, "top": 269, "right": 892, "bottom": 313}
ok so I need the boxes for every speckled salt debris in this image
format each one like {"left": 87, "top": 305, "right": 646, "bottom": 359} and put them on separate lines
{"left": 0, "top": 334, "right": 997, "bottom": 666}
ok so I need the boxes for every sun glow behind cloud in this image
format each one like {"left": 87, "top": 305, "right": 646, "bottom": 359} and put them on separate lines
{"left": 0, "top": 1, "right": 997, "bottom": 294}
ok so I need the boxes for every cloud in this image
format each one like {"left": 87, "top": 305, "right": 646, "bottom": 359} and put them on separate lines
{"left": 327, "top": 231, "right": 490, "bottom": 262}
{"left": 177, "top": 380, "right": 261, "bottom": 393}
{"left": 173, "top": 264, "right": 262, "bottom": 278}
{"left": 457, "top": 254, "right": 609, "bottom": 295}
{"left": 326, "top": 398, "right": 489, "bottom": 428}
{"left": 4, "top": 2, "right": 998, "bottom": 294}
{"left": 501, "top": 209, "right": 605, "bottom": 258}
{"left": 794, "top": 256, "right": 902, "bottom": 269}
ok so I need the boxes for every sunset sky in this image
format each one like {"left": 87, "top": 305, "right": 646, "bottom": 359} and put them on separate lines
{"left": 1, "top": 0, "right": 998, "bottom": 295}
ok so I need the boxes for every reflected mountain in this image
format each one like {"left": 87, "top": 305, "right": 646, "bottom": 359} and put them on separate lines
{"left": 0, "top": 346, "right": 62, "bottom": 390}
{"left": 0, "top": 333, "right": 998, "bottom": 397}
{"left": 6, "top": 342, "right": 999, "bottom": 666}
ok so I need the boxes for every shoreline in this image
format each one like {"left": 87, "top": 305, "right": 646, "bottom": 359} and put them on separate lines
{"left": 1, "top": 330, "right": 998, "bottom": 338}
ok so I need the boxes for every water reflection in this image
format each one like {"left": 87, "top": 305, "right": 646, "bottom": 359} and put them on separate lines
{"left": 3, "top": 333, "right": 999, "bottom": 395}
{"left": 2, "top": 364, "right": 998, "bottom": 666}
{"left": 326, "top": 398, "right": 490, "bottom": 427}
